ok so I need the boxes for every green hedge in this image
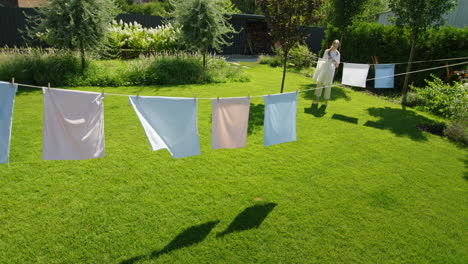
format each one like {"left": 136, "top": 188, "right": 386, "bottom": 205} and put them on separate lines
{"left": 321, "top": 23, "right": 468, "bottom": 91}
{"left": 0, "top": 51, "right": 82, "bottom": 86}
{"left": 0, "top": 51, "right": 249, "bottom": 87}
{"left": 259, "top": 44, "right": 317, "bottom": 70}
{"left": 124, "top": 54, "right": 249, "bottom": 85}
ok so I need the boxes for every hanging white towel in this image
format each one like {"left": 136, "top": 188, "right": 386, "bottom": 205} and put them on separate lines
{"left": 313, "top": 59, "right": 336, "bottom": 85}
{"left": 129, "top": 96, "right": 200, "bottom": 158}
{"left": 375, "top": 64, "right": 395, "bottom": 88}
{"left": 212, "top": 97, "right": 250, "bottom": 149}
{"left": 341, "top": 63, "right": 370, "bottom": 88}
{"left": 0, "top": 81, "right": 17, "bottom": 164}
{"left": 263, "top": 92, "right": 298, "bottom": 147}
{"left": 43, "top": 88, "right": 105, "bottom": 160}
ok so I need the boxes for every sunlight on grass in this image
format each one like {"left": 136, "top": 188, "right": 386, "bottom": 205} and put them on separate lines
{"left": 1, "top": 64, "right": 466, "bottom": 264}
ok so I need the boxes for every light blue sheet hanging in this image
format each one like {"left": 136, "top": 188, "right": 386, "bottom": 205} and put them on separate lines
{"left": 375, "top": 64, "right": 395, "bottom": 88}
{"left": 129, "top": 96, "right": 200, "bottom": 158}
{"left": 0, "top": 81, "right": 17, "bottom": 164}
{"left": 263, "top": 92, "right": 298, "bottom": 147}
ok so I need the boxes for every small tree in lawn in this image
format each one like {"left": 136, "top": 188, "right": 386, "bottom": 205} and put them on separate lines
{"left": 27, "top": 0, "right": 116, "bottom": 72}
{"left": 389, "top": 0, "right": 457, "bottom": 107}
{"left": 259, "top": 0, "right": 324, "bottom": 93}
{"left": 172, "top": 0, "right": 236, "bottom": 69}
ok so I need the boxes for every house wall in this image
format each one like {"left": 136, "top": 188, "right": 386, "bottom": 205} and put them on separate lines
{"left": 377, "top": 0, "right": 468, "bottom": 28}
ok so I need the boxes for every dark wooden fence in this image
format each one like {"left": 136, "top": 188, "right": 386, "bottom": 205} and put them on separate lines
{"left": 0, "top": 7, "right": 325, "bottom": 55}
{"left": 0, "top": 7, "right": 38, "bottom": 47}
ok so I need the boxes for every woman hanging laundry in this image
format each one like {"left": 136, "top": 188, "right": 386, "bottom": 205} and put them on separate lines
{"left": 312, "top": 39, "right": 340, "bottom": 105}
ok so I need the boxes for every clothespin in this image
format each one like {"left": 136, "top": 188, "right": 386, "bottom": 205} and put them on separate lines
{"left": 11, "top": 77, "right": 15, "bottom": 88}
{"left": 371, "top": 55, "right": 379, "bottom": 70}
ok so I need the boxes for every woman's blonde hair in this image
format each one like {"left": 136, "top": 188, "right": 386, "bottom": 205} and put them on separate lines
{"left": 328, "top": 40, "right": 340, "bottom": 57}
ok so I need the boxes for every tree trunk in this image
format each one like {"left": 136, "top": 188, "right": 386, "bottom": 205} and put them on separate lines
{"left": 401, "top": 33, "right": 417, "bottom": 108}
{"left": 203, "top": 53, "right": 206, "bottom": 69}
{"left": 339, "top": 31, "right": 345, "bottom": 50}
{"left": 79, "top": 38, "right": 86, "bottom": 73}
{"left": 280, "top": 53, "right": 288, "bottom": 93}
{"left": 203, "top": 48, "right": 208, "bottom": 69}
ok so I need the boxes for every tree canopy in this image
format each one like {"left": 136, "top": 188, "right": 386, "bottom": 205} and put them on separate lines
{"left": 172, "top": 0, "right": 236, "bottom": 67}
{"left": 259, "top": 0, "right": 324, "bottom": 93}
{"left": 389, "top": 0, "right": 456, "bottom": 32}
{"left": 325, "top": 0, "right": 369, "bottom": 31}
{"left": 28, "top": 0, "right": 116, "bottom": 71}
{"left": 389, "top": 0, "right": 457, "bottom": 106}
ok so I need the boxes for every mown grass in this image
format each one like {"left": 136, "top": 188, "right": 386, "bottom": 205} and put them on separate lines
{"left": 1, "top": 63, "right": 466, "bottom": 264}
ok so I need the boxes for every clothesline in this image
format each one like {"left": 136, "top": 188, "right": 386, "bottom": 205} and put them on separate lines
{"left": 387, "top": 56, "right": 468, "bottom": 65}
{"left": 1, "top": 47, "right": 467, "bottom": 66}
{"left": 1, "top": 60, "right": 467, "bottom": 163}
{"left": 308, "top": 55, "right": 468, "bottom": 65}
{"left": 8, "top": 60, "right": 467, "bottom": 99}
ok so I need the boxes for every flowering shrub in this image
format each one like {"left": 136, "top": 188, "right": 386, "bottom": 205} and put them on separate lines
{"left": 104, "top": 20, "right": 182, "bottom": 58}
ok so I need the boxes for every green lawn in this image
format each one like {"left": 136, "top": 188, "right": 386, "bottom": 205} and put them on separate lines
{"left": 1, "top": 63, "right": 466, "bottom": 264}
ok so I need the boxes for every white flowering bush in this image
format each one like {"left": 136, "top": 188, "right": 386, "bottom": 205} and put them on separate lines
{"left": 104, "top": 20, "right": 182, "bottom": 58}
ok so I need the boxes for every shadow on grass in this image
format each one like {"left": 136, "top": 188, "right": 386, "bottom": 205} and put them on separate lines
{"left": 120, "top": 221, "right": 219, "bottom": 264}
{"left": 217, "top": 203, "right": 277, "bottom": 238}
{"left": 16, "top": 86, "right": 41, "bottom": 95}
{"left": 332, "top": 113, "right": 358, "bottom": 124}
{"left": 369, "top": 188, "right": 399, "bottom": 210}
{"left": 300, "top": 84, "right": 351, "bottom": 102}
{"left": 364, "top": 107, "right": 438, "bottom": 141}
{"left": 463, "top": 157, "right": 468, "bottom": 180}
{"left": 248, "top": 103, "right": 265, "bottom": 135}
{"left": 304, "top": 104, "right": 327, "bottom": 117}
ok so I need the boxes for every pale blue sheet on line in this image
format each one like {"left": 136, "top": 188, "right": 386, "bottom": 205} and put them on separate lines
{"left": 0, "top": 81, "right": 17, "bottom": 164}
{"left": 129, "top": 96, "right": 200, "bottom": 158}
{"left": 263, "top": 92, "right": 298, "bottom": 147}
{"left": 375, "top": 64, "right": 395, "bottom": 88}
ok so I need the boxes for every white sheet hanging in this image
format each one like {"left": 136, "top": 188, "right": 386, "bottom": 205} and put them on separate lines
{"left": 43, "top": 88, "right": 105, "bottom": 160}
{"left": 342, "top": 63, "right": 370, "bottom": 88}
